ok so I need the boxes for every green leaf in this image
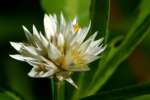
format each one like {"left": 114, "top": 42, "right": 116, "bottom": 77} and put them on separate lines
{"left": 129, "top": 94, "right": 150, "bottom": 100}
{"left": 50, "top": 78, "right": 65, "bottom": 100}
{"left": 139, "top": 0, "right": 150, "bottom": 16}
{"left": 41, "top": 0, "right": 91, "bottom": 25}
{"left": 83, "top": 1, "right": 150, "bottom": 97}
{"left": 85, "top": 14, "right": 150, "bottom": 97}
{"left": 90, "top": 0, "right": 110, "bottom": 43}
{"left": 81, "top": 82, "right": 150, "bottom": 100}
{"left": 5, "top": 60, "right": 35, "bottom": 100}
{"left": 0, "top": 88, "right": 22, "bottom": 100}
{"left": 70, "top": 73, "right": 86, "bottom": 100}
{"left": 40, "top": 0, "right": 66, "bottom": 14}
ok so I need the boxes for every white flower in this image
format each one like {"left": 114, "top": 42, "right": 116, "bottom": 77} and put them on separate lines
{"left": 10, "top": 13, "right": 106, "bottom": 88}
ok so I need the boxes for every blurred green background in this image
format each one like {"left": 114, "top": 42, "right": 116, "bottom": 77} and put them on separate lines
{"left": 0, "top": 0, "right": 150, "bottom": 100}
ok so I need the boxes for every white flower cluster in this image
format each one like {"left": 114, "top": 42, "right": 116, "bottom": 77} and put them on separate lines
{"left": 10, "top": 13, "right": 106, "bottom": 88}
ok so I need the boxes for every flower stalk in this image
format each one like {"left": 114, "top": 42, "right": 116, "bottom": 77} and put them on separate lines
{"left": 51, "top": 78, "right": 65, "bottom": 100}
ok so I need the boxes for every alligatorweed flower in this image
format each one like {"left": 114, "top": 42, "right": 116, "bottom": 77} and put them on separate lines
{"left": 10, "top": 13, "right": 106, "bottom": 88}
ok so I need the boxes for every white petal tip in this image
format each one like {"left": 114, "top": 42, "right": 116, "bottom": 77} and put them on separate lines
{"left": 22, "top": 25, "right": 27, "bottom": 30}
{"left": 10, "top": 42, "right": 22, "bottom": 51}
{"left": 66, "top": 78, "right": 78, "bottom": 89}
{"left": 72, "top": 17, "right": 78, "bottom": 25}
{"left": 9, "top": 54, "right": 24, "bottom": 61}
{"left": 28, "top": 68, "right": 38, "bottom": 78}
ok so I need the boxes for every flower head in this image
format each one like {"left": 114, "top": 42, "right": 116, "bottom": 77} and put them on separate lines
{"left": 10, "top": 13, "right": 106, "bottom": 88}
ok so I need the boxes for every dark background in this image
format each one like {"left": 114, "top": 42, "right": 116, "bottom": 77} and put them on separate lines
{"left": 0, "top": 0, "right": 50, "bottom": 100}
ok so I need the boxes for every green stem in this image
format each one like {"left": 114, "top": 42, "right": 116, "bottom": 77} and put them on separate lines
{"left": 57, "top": 81, "right": 65, "bottom": 100}
{"left": 51, "top": 78, "right": 65, "bottom": 100}
{"left": 51, "top": 78, "right": 55, "bottom": 100}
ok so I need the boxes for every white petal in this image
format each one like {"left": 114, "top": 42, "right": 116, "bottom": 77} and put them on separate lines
{"left": 10, "top": 43, "right": 40, "bottom": 58}
{"left": 10, "top": 42, "right": 23, "bottom": 51}
{"left": 65, "top": 78, "right": 78, "bottom": 89}
{"left": 77, "top": 22, "right": 91, "bottom": 44}
{"left": 9, "top": 54, "right": 36, "bottom": 62}
{"left": 79, "top": 32, "right": 98, "bottom": 52}
{"left": 22, "top": 46, "right": 39, "bottom": 56}
{"left": 48, "top": 43, "right": 62, "bottom": 60}
{"left": 39, "top": 32, "right": 49, "bottom": 48}
{"left": 64, "top": 22, "right": 74, "bottom": 43}
{"left": 94, "top": 45, "right": 106, "bottom": 56}
{"left": 40, "top": 56, "right": 57, "bottom": 69}
{"left": 52, "top": 14, "right": 57, "bottom": 33}
{"left": 72, "top": 17, "right": 79, "bottom": 33}
{"left": 60, "top": 13, "right": 66, "bottom": 33}
{"left": 27, "top": 60, "right": 42, "bottom": 67}
{"left": 63, "top": 50, "right": 74, "bottom": 67}
{"left": 28, "top": 66, "right": 56, "bottom": 78}
{"left": 39, "top": 71, "right": 45, "bottom": 76}
{"left": 72, "top": 17, "right": 78, "bottom": 26}
{"left": 92, "top": 38, "right": 104, "bottom": 47}
{"left": 33, "top": 25, "right": 42, "bottom": 42}
{"left": 20, "top": 46, "right": 42, "bottom": 60}
{"left": 32, "top": 25, "right": 45, "bottom": 49}
{"left": 85, "top": 38, "right": 104, "bottom": 55}
{"left": 33, "top": 25, "right": 40, "bottom": 38}
{"left": 44, "top": 14, "right": 56, "bottom": 40}
{"left": 57, "top": 33, "right": 64, "bottom": 49}
{"left": 71, "top": 24, "right": 90, "bottom": 46}
{"left": 85, "top": 55, "right": 100, "bottom": 64}
{"left": 87, "top": 31, "right": 98, "bottom": 41}
{"left": 65, "top": 22, "right": 72, "bottom": 35}
{"left": 22, "top": 25, "right": 33, "bottom": 43}
{"left": 27, "top": 59, "right": 57, "bottom": 75}
{"left": 28, "top": 67, "right": 38, "bottom": 77}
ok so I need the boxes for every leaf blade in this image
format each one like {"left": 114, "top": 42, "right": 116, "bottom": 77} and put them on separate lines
{"left": 86, "top": 14, "right": 150, "bottom": 97}
{"left": 82, "top": 82, "right": 150, "bottom": 100}
{"left": 90, "top": 0, "right": 110, "bottom": 43}
{"left": 0, "top": 88, "right": 23, "bottom": 100}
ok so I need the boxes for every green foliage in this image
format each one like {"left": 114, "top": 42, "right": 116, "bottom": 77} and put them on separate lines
{"left": 82, "top": 82, "right": 150, "bottom": 100}
{"left": 84, "top": 0, "right": 150, "bottom": 97}
{"left": 139, "top": 0, "right": 150, "bottom": 16}
{"left": 129, "top": 94, "right": 150, "bottom": 100}
{"left": 0, "top": 88, "right": 22, "bottom": 100}
{"left": 41, "top": 0, "right": 90, "bottom": 25}
{"left": 90, "top": 0, "right": 110, "bottom": 42}
{"left": 86, "top": 14, "right": 150, "bottom": 97}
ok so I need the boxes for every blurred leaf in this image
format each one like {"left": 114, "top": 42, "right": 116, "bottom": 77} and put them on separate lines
{"left": 41, "top": 0, "right": 90, "bottom": 25}
{"left": 70, "top": 73, "right": 86, "bottom": 100}
{"left": 129, "top": 94, "right": 150, "bottom": 100}
{"left": 90, "top": 0, "right": 110, "bottom": 42}
{"left": 40, "top": 0, "right": 66, "bottom": 14}
{"left": 139, "top": 0, "right": 150, "bottom": 48}
{"left": 5, "top": 60, "right": 35, "bottom": 100}
{"left": 81, "top": 82, "right": 150, "bottom": 100}
{"left": 139, "top": 0, "right": 150, "bottom": 16}
{"left": 0, "top": 88, "right": 22, "bottom": 100}
{"left": 85, "top": 13, "right": 150, "bottom": 97}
